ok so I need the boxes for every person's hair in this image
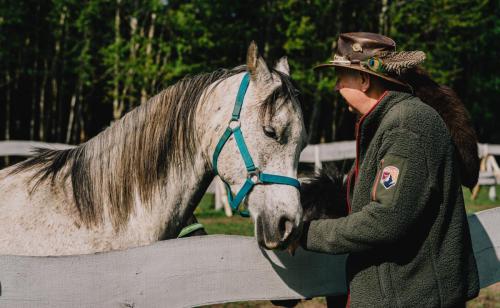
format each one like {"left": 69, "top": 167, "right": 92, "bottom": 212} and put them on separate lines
{"left": 371, "top": 68, "right": 479, "bottom": 188}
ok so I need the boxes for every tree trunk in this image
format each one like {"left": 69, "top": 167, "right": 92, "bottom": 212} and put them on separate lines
{"left": 39, "top": 59, "right": 48, "bottom": 140}
{"left": 57, "top": 7, "right": 69, "bottom": 141}
{"left": 121, "top": 16, "right": 138, "bottom": 109}
{"left": 379, "top": 0, "right": 389, "bottom": 35}
{"left": 112, "top": 0, "right": 123, "bottom": 121}
{"left": 4, "top": 71, "right": 11, "bottom": 166}
{"left": 30, "top": 1, "right": 41, "bottom": 141}
{"left": 30, "top": 57, "right": 39, "bottom": 140}
{"left": 66, "top": 84, "right": 79, "bottom": 144}
{"left": 50, "top": 8, "right": 66, "bottom": 140}
{"left": 78, "top": 91, "right": 86, "bottom": 143}
{"left": 141, "top": 12, "right": 156, "bottom": 105}
{"left": 50, "top": 72, "right": 58, "bottom": 140}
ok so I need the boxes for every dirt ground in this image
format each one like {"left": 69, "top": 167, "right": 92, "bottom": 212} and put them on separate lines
{"left": 204, "top": 283, "right": 500, "bottom": 307}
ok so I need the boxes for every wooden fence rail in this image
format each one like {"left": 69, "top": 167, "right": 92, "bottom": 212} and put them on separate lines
{"left": 0, "top": 207, "right": 498, "bottom": 307}
{"left": 2, "top": 140, "right": 500, "bottom": 159}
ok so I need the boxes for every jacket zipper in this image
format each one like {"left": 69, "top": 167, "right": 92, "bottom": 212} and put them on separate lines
{"left": 347, "top": 92, "right": 388, "bottom": 308}
{"left": 354, "top": 91, "right": 388, "bottom": 180}
{"left": 346, "top": 169, "right": 353, "bottom": 214}
{"left": 371, "top": 159, "right": 384, "bottom": 201}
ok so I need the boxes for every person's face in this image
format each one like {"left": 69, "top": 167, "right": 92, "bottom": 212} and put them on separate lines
{"left": 334, "top": 68, "right": 368, "bottom": 114}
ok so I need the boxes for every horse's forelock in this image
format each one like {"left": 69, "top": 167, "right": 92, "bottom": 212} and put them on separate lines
{"left": 258, "top": 69, "right": 301, "bottom": 122}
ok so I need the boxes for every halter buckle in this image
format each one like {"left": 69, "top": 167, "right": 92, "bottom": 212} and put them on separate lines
{"left": 247, "top": 168, "right": 261, "bottom": 184}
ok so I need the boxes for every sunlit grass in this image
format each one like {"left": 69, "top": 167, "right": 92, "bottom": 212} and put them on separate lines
{"left": 195, "top": 194, "right": 254, "bottom": 236}
{"left": 463, "top": 185, "right": 500, "bottom": 214}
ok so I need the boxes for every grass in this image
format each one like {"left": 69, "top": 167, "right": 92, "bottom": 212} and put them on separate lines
{"left": 195, "top": 187, "right": 500, "bottom": 307}
{"left": 463, "top": 185, "right": 500, "bottom": 214}
{"left": 195, "top": 194, "right": 254, "bottom": 236}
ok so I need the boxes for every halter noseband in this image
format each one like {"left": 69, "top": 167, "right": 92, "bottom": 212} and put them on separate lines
{"left": 212, "top": 73, "right": 301, "bottom": 217}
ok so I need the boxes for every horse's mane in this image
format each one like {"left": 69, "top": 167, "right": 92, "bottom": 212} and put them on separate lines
{"left": 11, "top": 66, "right": 299, "bottom": 231}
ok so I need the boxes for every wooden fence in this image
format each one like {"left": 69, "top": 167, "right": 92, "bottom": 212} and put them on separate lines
{"left": 0, "top": 141, "right": 499, "bottom": 306}
{"left": 0, "top": 207, "right": 497, "bottom": 307}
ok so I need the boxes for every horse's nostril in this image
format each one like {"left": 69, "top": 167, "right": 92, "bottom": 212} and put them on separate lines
{"left": 279, "top": 217, "right": 295, "bottom": 242}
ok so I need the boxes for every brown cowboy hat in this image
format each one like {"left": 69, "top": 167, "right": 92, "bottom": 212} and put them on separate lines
{"left": 314, "top": 32, "right": 426, "bottom": 88}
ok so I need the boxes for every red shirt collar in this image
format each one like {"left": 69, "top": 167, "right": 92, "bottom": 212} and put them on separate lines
{"left": 358, "top": 91, "right": 389, "bottom": 124}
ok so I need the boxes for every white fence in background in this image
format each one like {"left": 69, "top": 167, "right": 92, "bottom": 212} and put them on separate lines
{"left": 209, "top": 141, "right": 499, "bottom": 206}
{"left": 1, "top": 140, "right": 499, "bottom": 203}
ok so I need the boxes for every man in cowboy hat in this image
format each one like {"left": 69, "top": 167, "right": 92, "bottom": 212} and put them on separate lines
{"left": 299, "top": 32, "right": 480, "bottom": 307}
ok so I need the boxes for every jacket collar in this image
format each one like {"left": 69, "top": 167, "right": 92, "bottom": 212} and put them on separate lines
{"left": 356, "top": 91, "right": 413, "bottom": 168}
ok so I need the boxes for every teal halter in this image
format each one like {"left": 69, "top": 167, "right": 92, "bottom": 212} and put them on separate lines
{"left": 212, "top": 73, "right": 301, "bottom": 217}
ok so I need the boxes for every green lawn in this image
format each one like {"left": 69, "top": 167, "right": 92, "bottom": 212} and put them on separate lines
{"left": 463, "top": 185, "right": 500, "bottom": 214}
{"left": 196, "top": 186, "right": 499, "bottom": 308}
{"left": 195, "top": 194, "right": 254, "bottom": 236}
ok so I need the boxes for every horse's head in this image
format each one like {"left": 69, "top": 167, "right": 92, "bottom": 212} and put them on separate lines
{"left": 204, "top": 42, "right": 307, "bottom": 249}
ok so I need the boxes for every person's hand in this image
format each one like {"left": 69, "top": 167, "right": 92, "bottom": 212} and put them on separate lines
{"left": 286, "top": 239, "right": 300, "bottom": 256}
{"left": 286, "top": 221, "right": 311, "bottom": 256}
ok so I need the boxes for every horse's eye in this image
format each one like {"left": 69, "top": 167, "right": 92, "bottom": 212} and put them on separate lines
{"left": 263, "top": 125, "right": 278, "bottom": 140}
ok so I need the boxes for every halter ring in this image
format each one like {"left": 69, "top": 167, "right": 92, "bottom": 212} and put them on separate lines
{"left": 247, "top": 168, "right": 261, "bottom": 184}
{"left": 228, "top": 119, "right": 241, "bottom": 130}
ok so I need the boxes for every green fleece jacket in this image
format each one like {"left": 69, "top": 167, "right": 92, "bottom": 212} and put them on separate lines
{"left": 302, "top": 91, "right": 479, "bottom": 307}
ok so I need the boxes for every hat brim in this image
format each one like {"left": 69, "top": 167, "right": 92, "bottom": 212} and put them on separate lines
{"left": 313, "top": 62, "right": 410, "bottom": 89}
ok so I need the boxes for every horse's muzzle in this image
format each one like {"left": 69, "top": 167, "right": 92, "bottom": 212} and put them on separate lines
{"left": 256, "top": 213, "right": 299, "bottom": 250}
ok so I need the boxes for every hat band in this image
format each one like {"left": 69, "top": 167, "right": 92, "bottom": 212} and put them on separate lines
{"left": 331, "top": 54, "right": 385, "bottom": 74}
{"left": 331, "top": 54, "right": 352, "bottom": 65}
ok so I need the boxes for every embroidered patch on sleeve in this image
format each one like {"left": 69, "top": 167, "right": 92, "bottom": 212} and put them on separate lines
{"left": 380, "top": 166, "right": 399, "bottom": 189}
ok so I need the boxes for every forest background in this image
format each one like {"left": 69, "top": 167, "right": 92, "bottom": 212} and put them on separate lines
{"left": 1, "top": 0, "right": 499, "bottom": 169}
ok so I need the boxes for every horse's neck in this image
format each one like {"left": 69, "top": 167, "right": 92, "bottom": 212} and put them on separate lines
{"left": 156, "top": 153, "right": 214, "bottom": 239}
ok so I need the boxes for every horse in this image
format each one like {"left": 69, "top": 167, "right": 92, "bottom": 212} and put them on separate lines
{"left": 0, "top": 42, "right": 308, "bottom": 256}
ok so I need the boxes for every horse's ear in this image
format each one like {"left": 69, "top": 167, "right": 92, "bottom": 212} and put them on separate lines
{"left": 274, "top": 57, "right": 290, "bottom": 76}
{"left": 246, "top": 41, "right": 272, "bottom": 84}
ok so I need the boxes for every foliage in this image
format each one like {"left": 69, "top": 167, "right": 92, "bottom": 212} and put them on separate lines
{"left": 389, "top": 0, "right": 500, "bottom": 142}
{"left": 0, "top": 0, "right": 498, "bottom": 151}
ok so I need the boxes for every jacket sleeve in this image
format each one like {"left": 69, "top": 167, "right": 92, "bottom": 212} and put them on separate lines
{"left": 301, "top": 128, "right": 438, "bottom": 254}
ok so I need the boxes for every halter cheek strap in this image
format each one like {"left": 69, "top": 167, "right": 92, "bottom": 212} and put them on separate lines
{"left": 212, "top": 73, "right": 301, "bottom": 217}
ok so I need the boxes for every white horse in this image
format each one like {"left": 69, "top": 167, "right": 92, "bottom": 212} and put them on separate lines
{"left": 0, "top": 42, "right": 307, "bottom": 256}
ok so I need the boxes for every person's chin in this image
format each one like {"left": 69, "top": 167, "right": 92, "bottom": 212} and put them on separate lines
{"left": 347, "top": 105, "right": 362, "bottom": 116}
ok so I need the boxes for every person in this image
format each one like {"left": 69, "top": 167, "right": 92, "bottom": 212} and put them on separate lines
{"left": 299, "top": 32, "right": 480, "bottom": 307}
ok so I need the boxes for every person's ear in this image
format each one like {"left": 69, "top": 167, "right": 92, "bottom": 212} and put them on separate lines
{"left": 360, "top": 72, "right": 371, "bottom": 92}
